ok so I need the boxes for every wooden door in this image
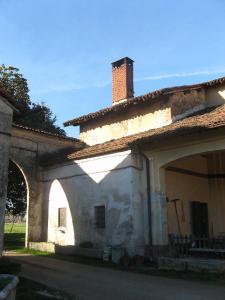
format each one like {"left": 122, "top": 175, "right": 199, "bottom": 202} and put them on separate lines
{"left": 191, "top": 201, "right": 209, "bottom": 237}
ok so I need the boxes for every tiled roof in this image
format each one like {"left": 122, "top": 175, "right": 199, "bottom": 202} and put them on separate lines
{"left": 41, "top": 104, "right": 225, "bottom": 167}
{"left": 13, "top": 123, "right": 85, "bottom": 144}
{"left": 64, "top": 76, "right": 225, "bottom": 127}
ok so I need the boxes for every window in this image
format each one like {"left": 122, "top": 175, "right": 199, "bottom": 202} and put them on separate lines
{"left": 58, "top": 207, "right": 66, "bottom": 227}
{"left": 95, "top": 205, "right": 105, "bottom": 228}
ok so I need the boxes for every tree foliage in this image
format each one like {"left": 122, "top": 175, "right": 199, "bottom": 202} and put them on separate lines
{"left": 15, "top": 102, "right": 66, "bottom": 135}
{"left": 6, "top": 161, "right": 27, "bottom": 219}
{"left": 0, "top": 64, "right": 67, "bottom": 219}
{"left": 0, "top": 65, "right": 30, "bottom": 111}
{"left": 0, "top": 64, "right": 66, "bottom": 136}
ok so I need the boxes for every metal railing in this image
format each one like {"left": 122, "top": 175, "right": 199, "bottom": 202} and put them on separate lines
{"left": 168, "top": 234, "right": 225, "bottom": 258}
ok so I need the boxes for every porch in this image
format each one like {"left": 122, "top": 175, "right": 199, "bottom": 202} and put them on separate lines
{"left": 165, "top": 150, "right": 225, "bottom": 259}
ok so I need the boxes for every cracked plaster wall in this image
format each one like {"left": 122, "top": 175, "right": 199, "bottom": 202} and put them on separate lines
{"left": 80, "top": 85, "right": 225, "bottom": 145}
{"left": 0, "top": 96, "right": 13, "bottom": 255}
{"left": 42, "top": 150, "right": 148, "bottom": 256}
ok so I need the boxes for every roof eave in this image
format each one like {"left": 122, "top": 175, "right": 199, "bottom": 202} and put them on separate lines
{"left": 64, "top": 76, "right": 225, "bottom": 127}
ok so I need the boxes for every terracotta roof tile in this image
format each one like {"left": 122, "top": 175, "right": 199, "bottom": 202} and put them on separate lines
{"left": 13, "top": 123, "right": 85, "bottom": 144}
{"left": 64, "top": 76, "right": 225, "bottom": 127}
{"left": 67, "top": 104, "right": 225, "bottom": 160}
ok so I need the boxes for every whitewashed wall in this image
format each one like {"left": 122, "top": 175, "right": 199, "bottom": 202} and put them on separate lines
{"left": 42, "top": 150, "right": 147, "bottom": 256}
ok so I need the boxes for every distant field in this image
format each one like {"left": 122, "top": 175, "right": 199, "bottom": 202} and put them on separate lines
{"left": 4, "top": 223, "right": 26, "bottom": 250}
{"left": 4, "top": 223, "right": 26, "bottom": 234}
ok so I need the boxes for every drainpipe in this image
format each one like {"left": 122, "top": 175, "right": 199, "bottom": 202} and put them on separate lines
{"left": 141, "top": 153, "right": 152, "bottom": 247}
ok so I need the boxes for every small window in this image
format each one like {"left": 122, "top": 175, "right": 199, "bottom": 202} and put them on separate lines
{"left": 58, "top": 207, "right": 66, "bottom": 227}
{"left": 95, "top": 205, "right": 105, "bottom": 228}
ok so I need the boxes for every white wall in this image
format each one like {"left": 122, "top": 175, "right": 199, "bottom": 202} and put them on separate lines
{"left": 43, "top": 150, "right": 147, "bottom": 255}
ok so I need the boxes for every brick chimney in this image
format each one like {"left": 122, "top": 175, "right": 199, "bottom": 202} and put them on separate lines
{"left": 112, "top": 57, "right": 134, "bottom": 105}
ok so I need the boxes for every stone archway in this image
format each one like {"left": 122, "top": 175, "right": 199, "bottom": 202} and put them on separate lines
{"left": 143, "top": 132, "right": 225, "bottom": 256}
{"left": 5, "top": 160, "right": 28, "bottom": 249}
{"left": 10, "top": 147, "right": 42, "bottom": 246}
{"left": 164, "top": 151, "right": 225, "bottom": 237}
{"left": 8, "top": 124, "right": 84, "bottom": 247}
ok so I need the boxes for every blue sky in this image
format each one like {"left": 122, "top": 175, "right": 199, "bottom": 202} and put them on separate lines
{"left": 1, "top": 0, "right": 225, "bottom": 137}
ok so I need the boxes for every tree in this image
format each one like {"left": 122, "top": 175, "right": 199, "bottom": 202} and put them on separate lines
{"left": 0, "top": 64, "right": 66, "bottom": 221}
{"left": 0, "top": 65, "right": 30, "bottom": 111}
{"left": 0, "top": 64, "right": 66, "bottom": 136}
{"left": 15, "top": 102, "right": 66, "bottom": 136}
{"left": 6, "top": 161, "right": 27, "bottom": 231}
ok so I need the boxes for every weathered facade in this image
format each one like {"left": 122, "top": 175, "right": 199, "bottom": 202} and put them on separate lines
{"left": 0, "top": 94, "right": 15, "bottom": 255}
{"left": 2, "top": 57, "right": 225, "bottom": 260}
{"left": 10, "top": 125, "right": 84, "bottom": 246}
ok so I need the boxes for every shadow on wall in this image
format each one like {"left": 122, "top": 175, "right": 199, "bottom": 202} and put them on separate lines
{"left": 42, "top": 151, "right": 146, "bottom": 255}
{"left": 82, "top": 87, "right": 225, "bottom": 139}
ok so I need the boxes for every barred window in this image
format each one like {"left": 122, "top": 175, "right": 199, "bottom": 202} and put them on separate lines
{"left": 95, "top": 205, "right": 105, "bottom": 228}
{"left": 58, "top": 207, "right": 66, "bottom": 227}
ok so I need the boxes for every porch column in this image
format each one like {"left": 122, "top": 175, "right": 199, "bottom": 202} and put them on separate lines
{"left": 25, "top": 168, "right": 43, "bottom": 246}
{"left": 149, "top": 158, "right": 168, "bottom": 254}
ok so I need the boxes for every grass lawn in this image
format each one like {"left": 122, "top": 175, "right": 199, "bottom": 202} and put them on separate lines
{"left": 4, "top": 223, "right": 80, "bottom": 299}
{"left": 4, "top": 222, "right": 225, "bottom": 286}
{"left": 4, "top": 223, "right": 26, "bottom": 251}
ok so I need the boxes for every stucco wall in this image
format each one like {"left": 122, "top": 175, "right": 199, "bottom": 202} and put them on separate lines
{"left": 0, "top": 96, "right": 13, "bottom": 255}
{"left": 10, "top": 127, "right": 82, "bottom": 245}
{"left": 166, "top": 155, "right": 210, "bottom": 236}
{"left": 166, "top": 153, "right": 225, "bottom": 237}
{"left": 80, "top": 100, "right": 171, "bottom": 145}
{"left": 80, "top": 84, "right": 225, "bottom": 145}
{"left": 142, "top": 130, "right": 225, "bottom": 247}
{"left": 42, "top": 150, "right": 147, "bottom": 255}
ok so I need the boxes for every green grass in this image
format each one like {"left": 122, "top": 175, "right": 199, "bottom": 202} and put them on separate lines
{"left": 4, "top": 223, "right": 225, "bottom": 286}
{"left": 3, "top": 224, "right": 81, "bottom": 299}
{"left": 4, "top": 223, "right": 26, "bottom": 251}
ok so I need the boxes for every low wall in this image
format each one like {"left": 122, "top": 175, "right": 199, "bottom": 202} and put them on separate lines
{"left": 0, "top": 275, "right": 19, "bottom": 300}
{"left": 158, "top": 257, "right": 225, "bottom": 273}
{"left": 28, "top": 242, "right": 103, "bottom": 258}
{"left": 28, "top": 242, "right": 55, "bottom": 253}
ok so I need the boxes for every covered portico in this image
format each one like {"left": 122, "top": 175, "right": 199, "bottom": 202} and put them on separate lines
{"left": 166, "top": 151, "right": 225, "bottom": 238}
{"left": 137, "top": 104, "right": 225, "bottom": 257}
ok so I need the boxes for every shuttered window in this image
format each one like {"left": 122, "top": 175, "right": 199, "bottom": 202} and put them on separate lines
{"left": 95, "top": 206, "right": 105, "bottom": 228}
{"left": 58, "top": 207, "right": 66, "bottom": 227}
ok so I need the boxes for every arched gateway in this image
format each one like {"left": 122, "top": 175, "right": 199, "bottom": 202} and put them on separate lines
{"left": 0, "top": 93, "right": 84, "bottom": 255}
{"left": 9, "top": 125, "right": 84, "bottom": 247}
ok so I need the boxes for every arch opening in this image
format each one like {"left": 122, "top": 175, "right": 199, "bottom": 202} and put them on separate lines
{"left": 4, "top": 160, "right": 28, "bottom": 250}
{"left": 162, "top": 149, "right": 225, "bottom": 255}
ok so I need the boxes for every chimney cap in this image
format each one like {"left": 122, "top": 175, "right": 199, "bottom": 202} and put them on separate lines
{"left": 112, "top": 57, "right": 134, "bottom": 68}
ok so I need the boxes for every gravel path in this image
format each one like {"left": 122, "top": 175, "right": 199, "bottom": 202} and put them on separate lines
{"left": 5, "top": 251, "right": 225, "bottom": 300}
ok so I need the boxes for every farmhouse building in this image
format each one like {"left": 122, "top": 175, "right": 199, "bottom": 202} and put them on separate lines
{"left": 2, "top": 57, "right": 225, "bottom": 259}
